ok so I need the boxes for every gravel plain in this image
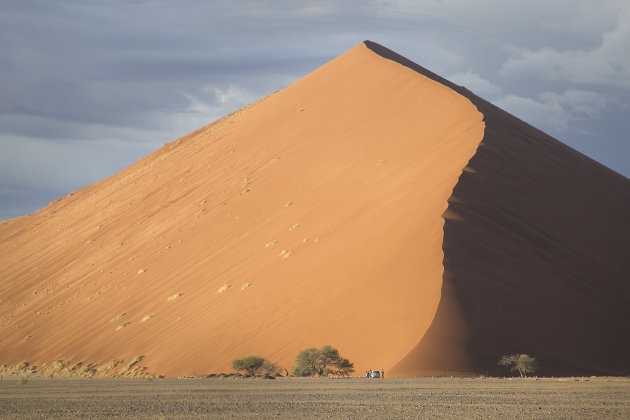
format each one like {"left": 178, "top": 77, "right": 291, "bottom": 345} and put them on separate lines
{"left": 1, "top": 376, "right": 629, "bottom": 419}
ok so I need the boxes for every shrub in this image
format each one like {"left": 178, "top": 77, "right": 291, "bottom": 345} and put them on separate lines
{"left": 498, "top": 354, "right": 539, "bottom": 377}
{"left": 292, "top": 345, "right": 354, "bottom": 377}
{"left": 262, "top": 360, "right": 282, "bottom": 376}
{"left": 232, "top": 356, "right": 277, "bottom": 376}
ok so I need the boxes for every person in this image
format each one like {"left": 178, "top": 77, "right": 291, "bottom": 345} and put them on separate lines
{"left": 381, "top": 369, "right": 384, "bottom": 378}
{"left": 366, "top": 370, "right": 370, "bottom": 378}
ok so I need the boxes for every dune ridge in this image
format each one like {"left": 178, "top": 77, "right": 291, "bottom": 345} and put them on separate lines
{"left": 0, "top": 42, "right": 485, "bottom": 376}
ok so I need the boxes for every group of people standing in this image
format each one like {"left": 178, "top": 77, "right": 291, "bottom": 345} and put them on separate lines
{"left": 365, "top": 369, "right": 384, "bottom": 378}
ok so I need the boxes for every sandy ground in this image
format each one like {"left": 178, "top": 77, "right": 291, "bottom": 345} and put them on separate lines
{"left": 1, "top": 377, "right": 629, "bottom": 419}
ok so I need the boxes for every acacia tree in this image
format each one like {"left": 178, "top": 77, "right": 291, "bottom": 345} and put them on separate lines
{"left": 262, "top": 360, "right": 282, "bottom": 376}
{"left": 292, "top": 345, "right": 354, "bottom": 377}
{"left": 292, "top": 348, "right": 322, "bottom": 376}
{"left": 232, "top": 356, "right": 282, "bottom": 377}
{"left": 232, "top": 356, "right": 265, "bottom": 376}
{"left": 498, "top": 354, "right": 539, "bottom": 377}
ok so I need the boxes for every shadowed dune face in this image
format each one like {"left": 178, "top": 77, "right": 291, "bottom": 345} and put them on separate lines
{"left": 0, "top": 43, "right": 484, "bottom": 376}
{"left": 365, "top": 42, "right": 630, "bottom": 377}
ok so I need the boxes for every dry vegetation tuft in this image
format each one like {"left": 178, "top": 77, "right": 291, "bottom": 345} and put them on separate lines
{"left": 115, "top": 321, "right": 130, "bottom": 331}
{"left": 167, "top": 293, "right": 182, "bottom": 302}
{"left": 1, "top": 356, "right": 154, "bottom": 379}
{"left": 279, "top": 249, "right": 293, "bottom": 259}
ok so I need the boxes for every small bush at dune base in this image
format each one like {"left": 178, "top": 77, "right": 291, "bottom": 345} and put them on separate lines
{"left": 262, "top": 360, "right": 282, "bottom": 376}
{"left": 232, "top": 356, "right": 281, "bottom": 377}
{"left": 498, "top": 354, "right": 539, "bottom": 377}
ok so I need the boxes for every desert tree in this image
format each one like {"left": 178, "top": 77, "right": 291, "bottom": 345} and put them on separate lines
{"left": 262, "top": 360, "right": 282, "bottom": 376}
{"left": 498, "top": 354, "right": 539, "bottom": 377}
{"left": 291, "top": 348, "right": 321, "bottom": 376}
{"left": 292, "top": 345, "right": 354, "bottom": 377}
{"left": 232, "top": 356, "right": 266, "bottom": 376}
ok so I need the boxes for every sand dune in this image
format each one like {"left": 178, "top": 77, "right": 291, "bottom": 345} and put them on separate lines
{"left": 1, "top": 41, "right": 628, "bottom": 377}
{"left": 0, "top": 42, "right": 484, "bottom": 376}
{"left": 364, "top": 42, "right": 630, "bottom": 377}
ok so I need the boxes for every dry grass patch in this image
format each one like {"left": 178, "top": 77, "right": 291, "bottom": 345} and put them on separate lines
{"left": 118, "top": 355, "right": 150, "bottom": 378}
{"left": 42, "top": 360, "right": 65, "bottom": 376}
{"left": 217, "top": 284, "right": 230, "bottom": 294}
{"left": 120, "top": 356, "right": 143, "bottom": 373}
{"left": 115, "top": 322, "right": 130, "bottom": 331}
{"left": 141, "top": 313, "right": 154, "bottom": 323}
{"left": 279, "top": 249, "right": 293, "bottom": 259}
{"left": 16, "top": 362, "right": 27, "bottom": 371}
{"left": 96, "top": 359, "right": 123, "bottom": 376}
{"left": 1, "top": 358, "right": 154, "bottom": 379}
{"left": 167, "top": 293, "right": 182, "bottom": 302}
{"left": 66, "top": 362, "right": 83, "bottom": 372}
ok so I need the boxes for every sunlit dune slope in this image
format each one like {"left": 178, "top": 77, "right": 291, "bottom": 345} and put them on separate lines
{"left": 0, "top": 42, "right": 485, "bottom": 376}
{"left": 365, "top": 42, "right": 630, "bottom": 377}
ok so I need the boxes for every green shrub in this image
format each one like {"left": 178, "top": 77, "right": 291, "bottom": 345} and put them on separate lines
{"left": 292, "top": 345, "right": 354, "bottom": 377}
{"left": 262, "top": 360, "right": 282, "bottom": 376}
{"left": 232, "top": 356, "right": 269, "bottom": 376}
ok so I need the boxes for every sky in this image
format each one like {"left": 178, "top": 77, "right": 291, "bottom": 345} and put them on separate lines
{"left": 1, "top": 0, "right": 629, "bottom": 220}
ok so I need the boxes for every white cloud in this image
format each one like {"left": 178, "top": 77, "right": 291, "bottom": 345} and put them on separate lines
{"left": 494, "top": 95, "right": 569, "bottom": 132}
{"left": 211, "top": 86, "right": 256, "bottom": 107}
{"left": 296, "top": 5, "right": 338, "bottom": 18}
{"left": 447, "top": 71, "right": 502, "bottom": 97}
{"left": 501, "top": 5, "right": 630, "bottom": 88}
{"left": 494, "top": 89, "right": 612, "bottom": 132}
{"left": 175, "top": 85, "right": 258, "bottom": 133}
{"left": 540, "top": 90, "right": 613, "bottom": 119}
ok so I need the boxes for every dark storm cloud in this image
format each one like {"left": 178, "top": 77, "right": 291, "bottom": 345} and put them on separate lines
{"left": 1, "top": 0, "right": 629, "bottom": 220}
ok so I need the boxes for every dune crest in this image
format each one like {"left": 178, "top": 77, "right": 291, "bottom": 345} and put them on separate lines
{"left": 0, "top": 42, "right": 485, "bottom": 376}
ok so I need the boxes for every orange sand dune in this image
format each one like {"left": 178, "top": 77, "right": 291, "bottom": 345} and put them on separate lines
{"left": 1, "top": 41, "right": 629, "bottom": 377}
{"left": 0, "top": 42, "right": 484, "bottom": 377}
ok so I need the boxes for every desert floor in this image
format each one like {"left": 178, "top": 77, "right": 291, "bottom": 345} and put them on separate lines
{"left": 1, "top": 376, "right": 629, "bottom": 419}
